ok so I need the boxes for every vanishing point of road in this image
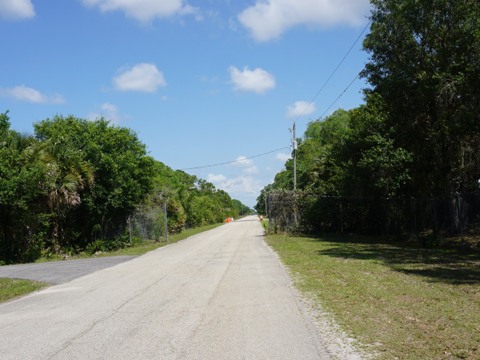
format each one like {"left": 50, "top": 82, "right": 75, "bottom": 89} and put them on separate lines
{"left": 0, "top": 216, "right": 333, "bottom": 359}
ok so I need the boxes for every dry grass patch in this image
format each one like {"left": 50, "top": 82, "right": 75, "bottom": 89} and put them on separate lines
{"left": 266, "top": 234, "right": 480, "bottom": 359}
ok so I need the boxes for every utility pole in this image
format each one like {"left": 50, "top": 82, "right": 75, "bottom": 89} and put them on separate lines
{"left": 292, "top": 122, "right": 297, "bottom": 191}
{"left": 291, "top": 122, "right": 299, "bottom": 227}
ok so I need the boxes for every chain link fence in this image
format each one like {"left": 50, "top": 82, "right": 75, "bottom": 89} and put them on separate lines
{"left": 266, "top": 191, "right": 480, "bottom": 247}
{"left": 127, "top": 204, "right": 168, "bottom": 242}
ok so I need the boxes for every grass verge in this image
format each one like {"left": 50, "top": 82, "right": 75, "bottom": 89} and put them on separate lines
{"left": 266, "top": 234, "right": 480, "bottom": 359}
{"left": 0, "top": 278, "right": 48, "bottom": 303}
{"left": 260, "top": 218, "right": 269, "bottom": 232}
{"left": 108, "top": 223, "right": 223, "bottom": 256}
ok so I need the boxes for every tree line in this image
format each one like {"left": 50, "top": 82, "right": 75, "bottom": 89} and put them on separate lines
{"left": 256, "top": 0, "right": 480, "bottom": 237}
{"left": 0, "top": 114, "right": 250, "bottom": 263}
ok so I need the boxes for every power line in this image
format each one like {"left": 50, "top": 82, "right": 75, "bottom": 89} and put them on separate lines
{"left": 319, "top": 73, "right": 361, "bottom": 119}
{"left": 181, "top": 146, "right": 290, "bottom": 171}
{"left": 295, "top": 19, "right": 372, "bottom": 121}
{"left": 180, "top": 21, "right": 372, "bottom": 174}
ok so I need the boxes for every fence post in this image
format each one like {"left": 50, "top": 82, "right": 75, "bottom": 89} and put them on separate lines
{"left": 164, "top": 200, "right": 168, "bottom": 242}
{"left": 127, "top": 215, "right": 132, "bottom": 245}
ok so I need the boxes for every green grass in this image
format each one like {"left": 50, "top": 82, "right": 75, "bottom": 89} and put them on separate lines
{"left": 260, "top": 218, "right": 269, "bottom": 232}
{"left": 0, "top": 278, "right": 48, "bottom": 303}
{"left": 266, "top": 234, "right": 480, "bottom": 359}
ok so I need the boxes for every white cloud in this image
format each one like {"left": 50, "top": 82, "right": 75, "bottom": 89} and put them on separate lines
{"left": 88, "top": 102, "right": 120, "bottom": 123}
{"left": 82, "top": 0, "right": 197, "bottom": 23}
{"left": 276, "top": 152, "right": 291, "bottom": 162}
{"left": 238, "top": 0, "right": 370, "bottom": 42}
{"left": 101, "top": 102, "right": 117, "bottom": 114}
{"left": 0, "top": 0, "right": 35, "bottom": 20}
{"left": 113, "top": 63, "right": 166, "bottom": 93}
{"left": 287, "top": 100, "right": 316, "bottom": 118}
{"left": 207, "top": 174, "right": 227, "bottom": 183}
{"left": 229, "top": 66, "right": 276, "bottom": 94}
{"left": 1, "top": 85, "right": 65, "bottom": 104}
{"left": 207, "top": 173, "right": 262, "bottom": 195}
{"left": 233, "top": 156, "right": 253, "bottom": 167}
{"left": 232, "top": 156, "right": 258, "bottom": 175}
{"left": 243, "top": 166, "right": 259, "bottom": 175}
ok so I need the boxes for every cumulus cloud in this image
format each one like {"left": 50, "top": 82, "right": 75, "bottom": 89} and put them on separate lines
{"left": 207, "top": 174, "right": 262, "bottom": 195}
{"left": 88, "top": 102, "right": 120, "bottom": 123}
{"left": 1, "top": 85, "right": 65, "bottom": 104}
{"left": 82, "top": 0, "right": 198, "bottom": 23}
{"left": 113, "top": 63, "right": 166, "bottom": 93}
{"left": 0, "top": 0, "right": 35, "bottom": 20}
{"left": 232, "top": 156, "right": 258, "bottom": 175}
{"left": 276, "top": 152, "right": 291, "bottom": 162}
{"left": 207, "top": 174, "right": 227, "bottom": 183}
{"left": 233, "top": 156, "right": 253, "bottom": 167}
{"left": 238, "top": 0, "right": 370, "bottom": 42}
{"left": 287, "top": 100, "right": 316, "bottom": 118}
{"left": 229, "top": 66, "right": 275, "bottom": 94}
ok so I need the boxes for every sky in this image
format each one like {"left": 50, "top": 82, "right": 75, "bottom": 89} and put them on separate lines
{"left": 0, "top": 0, "right": 372, "bottom": 208}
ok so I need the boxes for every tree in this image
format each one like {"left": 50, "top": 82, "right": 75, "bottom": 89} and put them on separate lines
{"left": 340, "top": 95, "right": 412, "bottom": 198}
{"left": 37, "top": 139, "right": 94, "bottom": 251}
{"left": 255, "top": 184, "right": 273, "bottom": 216}
{"left": 34, "top": 116, "right": 154, "bottom": 243}
{"left": 264, "top": 109, "right": 351, "bottom": 196}
{"left": 363, "top": 0, "right": 480, "bottom": 195}
{"left": 0, "top": 112, "right": 47, "bottom": 262}
{"left": 298, "top": 109, "right": 351, "bottom": 194}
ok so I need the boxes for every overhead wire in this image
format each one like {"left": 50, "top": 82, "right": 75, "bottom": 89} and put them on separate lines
{"left": 294, "top": 19, "right": 372, "bottom": 122}
{"left": 180, "top": 146, "right": 290, "bottom": 171}
{"left": 181, "top": 20, "right": 372, "bottom": 172}
{"left": 319, "top": 73, "right": 361, "bottom": 119}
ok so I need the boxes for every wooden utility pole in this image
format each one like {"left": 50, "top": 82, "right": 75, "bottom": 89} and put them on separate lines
{"left": 292, "top": 122, "right": 299, "bottom": 226}
{"left": 293, "top": 122, "right": 297, "bottom": 191}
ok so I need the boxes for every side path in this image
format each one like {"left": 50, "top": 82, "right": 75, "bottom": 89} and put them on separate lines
{"left": 0, "top": 216, "right": 360, "bottom": 359}
{"left": 0, "top": 256, "right": 136, "bottom": 284}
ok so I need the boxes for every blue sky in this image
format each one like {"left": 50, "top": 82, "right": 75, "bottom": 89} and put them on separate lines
{"left": 0, "top": 0, "right": 371, "bottom": 208}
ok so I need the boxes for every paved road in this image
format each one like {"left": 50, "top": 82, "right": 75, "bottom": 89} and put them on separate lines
{"left": 0, "top": 256, "right": 136, "bottom": 284}
{"left": 0, "top": 216, "right": 331, "bottom": 359}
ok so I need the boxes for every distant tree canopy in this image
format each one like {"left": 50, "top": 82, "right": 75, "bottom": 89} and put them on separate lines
{"left": 255, "top": 0, "right": 480, "bottom": 235}
{"left": 0, "top": 114, "right": 250, "bottom": 263}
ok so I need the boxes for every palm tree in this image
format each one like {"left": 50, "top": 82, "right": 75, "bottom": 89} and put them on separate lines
{"left": 38, "top": 141, "right": 94, "bottom": 252}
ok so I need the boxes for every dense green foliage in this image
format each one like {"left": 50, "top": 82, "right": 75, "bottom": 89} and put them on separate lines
{"left": 257, "top": 0, "right": 480, "bottom": 236}
{"left": 143, "top": 161, "right": 250, "bottom": 233}
{"left": 363, "top": 0, "right": 480, "bottom": 196}
{"left": 0, "top": 114, "right": 250, "bottom": 263}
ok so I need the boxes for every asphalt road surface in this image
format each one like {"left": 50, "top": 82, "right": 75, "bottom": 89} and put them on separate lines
{"left": 0, "top": 256, "right": 136, "bottom": 284}
{"left": 0, "top": 216, "right": 332, "bottom": 359}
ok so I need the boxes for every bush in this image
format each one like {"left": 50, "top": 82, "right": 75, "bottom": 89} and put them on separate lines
{"left": 85, "top": 234, "right": 133, "bottom": 254}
